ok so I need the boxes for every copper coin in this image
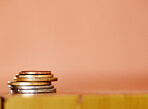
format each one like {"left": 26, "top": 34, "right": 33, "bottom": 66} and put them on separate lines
{"left": 16, "top": 74, "right": 54, "bottom": 78}
{"left": 14, "top": 77, "right": 58, "bottom": 82}
{"left": 19, "top": 71, "right": 51, "bottom": 75}
{"left": 8, "top": 81, "right": 51, "bottom": 86}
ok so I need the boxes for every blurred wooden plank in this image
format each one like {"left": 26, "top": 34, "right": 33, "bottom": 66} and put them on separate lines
{"left": 4, "top": 95, "right": 79, "bottom": 109}
{"left": 80, "top": 94, "right": 148, "bottom": 109}
{"left": 124, "top": 94, "right": 148, "bottom": 109}
{"left": 3, "top": 94, "right": 148, "bottom": 109}
{"left": 80, "top": 95, "right": 124, "bottom": 109}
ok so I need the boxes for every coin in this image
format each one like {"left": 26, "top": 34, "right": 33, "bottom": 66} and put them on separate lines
{"left": 19, "top": 71, "right": 51, "bottom": 75}
{"left": 8, "top": 70, "right": 58, "bottom": 94}
{"left": 8, "top": 81, "right": 51, "bottom": 86}
{"left": 8, "top": 85, "right": 54, "bottom": 90}
{"left": 16, "top": 74, "right": 54, "bottom": 78}
{"left": 11, "top": 88, "right": 56, "bottom": 94}
{"left": 14, "top": 77, "right": 58, "bottom": 82}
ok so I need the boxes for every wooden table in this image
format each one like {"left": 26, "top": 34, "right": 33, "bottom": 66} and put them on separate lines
{"left": 0, "top": 92, "right": 148, "bottom": 109}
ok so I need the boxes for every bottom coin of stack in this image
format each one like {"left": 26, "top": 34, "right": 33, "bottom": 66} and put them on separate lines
{"left": 8, "top": 71, "right": 58, "bottom": 94}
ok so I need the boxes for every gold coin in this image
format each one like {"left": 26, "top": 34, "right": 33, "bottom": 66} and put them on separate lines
{"left": 16, "top": 74, "right": 54, "bottom": 78}
{"left": 14, "top": 77, "right": 58, "bottom": 82}
{"left": 19, "top": 71, "right": 51, "bottom": 75}
{"left": 8, "top": 81, "right": 51, "bottom": 86}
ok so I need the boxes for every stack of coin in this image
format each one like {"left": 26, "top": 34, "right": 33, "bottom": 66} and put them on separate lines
{"left": 8, "top": 71, "right": 58, "bottom": 94}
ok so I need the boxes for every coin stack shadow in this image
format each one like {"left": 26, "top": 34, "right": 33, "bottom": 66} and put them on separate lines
{"left": 8, "top": 71, "right": 58, "bottom": 94}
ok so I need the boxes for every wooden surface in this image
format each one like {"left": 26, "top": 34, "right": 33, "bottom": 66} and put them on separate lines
{"left": 0, "top": 94, "right": 147, "bottom": 109}
{"left": 80, "top": 94, "right": 148, "bottom": 109}
{"left": 4, "top": 95, "right": 78, "bottom": 109}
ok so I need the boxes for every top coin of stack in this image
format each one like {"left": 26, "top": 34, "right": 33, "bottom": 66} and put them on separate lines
{"left": 8, "top": 71, "right": 58, "bottom": 94}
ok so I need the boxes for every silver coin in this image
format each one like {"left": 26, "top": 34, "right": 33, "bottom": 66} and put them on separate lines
{"left": 11, "top": 88, "right": 56, "bottom": 94}
{"left": 8, "top": 85, "right": 54, "bottom": 90}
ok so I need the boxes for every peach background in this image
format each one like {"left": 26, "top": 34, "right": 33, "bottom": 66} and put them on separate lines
{"left": 0, "top": 0, "right": 148, "bottom": 93}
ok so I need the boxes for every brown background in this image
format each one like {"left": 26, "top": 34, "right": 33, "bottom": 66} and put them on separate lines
{"left": 0, "top": 0, "right": 148, "bottom": 93}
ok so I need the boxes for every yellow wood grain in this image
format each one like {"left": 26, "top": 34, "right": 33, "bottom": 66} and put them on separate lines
{"left": 3, "top": 94, "right": 148, "bottom": 109}
{"left": 4, "top": 95, "right": 79, "bottom": 109}
{"left": 80, "top": 94, "right": 148, "bottom": 109}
